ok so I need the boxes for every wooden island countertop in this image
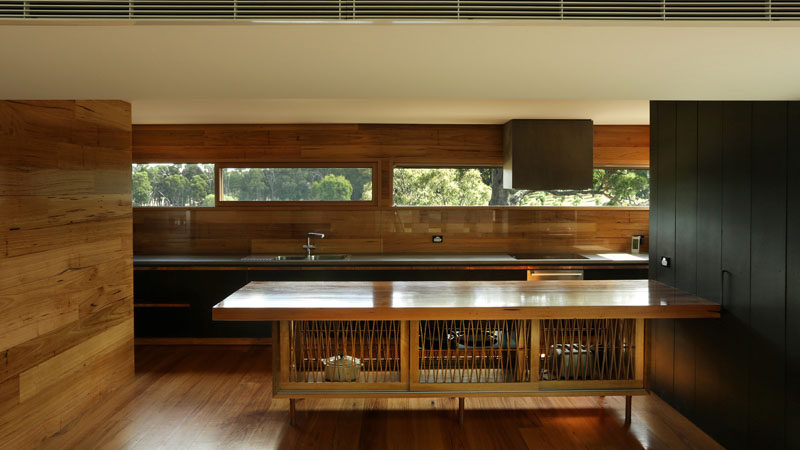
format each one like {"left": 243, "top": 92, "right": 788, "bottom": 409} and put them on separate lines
{"left": 212, "top": 279, "right": 720, "bottom": 321}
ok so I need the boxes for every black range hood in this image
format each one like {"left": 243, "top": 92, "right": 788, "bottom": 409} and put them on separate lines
{"left": 503, "top": 119, "right": 594, "bottom": 190}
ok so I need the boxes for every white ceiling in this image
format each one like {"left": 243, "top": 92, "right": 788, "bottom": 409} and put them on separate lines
{"left": 1, "top": 21, "right": 799, "bottom": 123}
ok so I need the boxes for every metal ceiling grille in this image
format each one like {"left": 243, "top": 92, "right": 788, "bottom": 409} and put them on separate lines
{"left": 1, "top": 1, "right": 799, "bottom": 20}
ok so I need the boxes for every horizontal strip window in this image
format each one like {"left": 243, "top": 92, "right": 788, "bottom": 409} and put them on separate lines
{"left": 217, "top": 163, "right": 375, "bottom": 205}
{"left": 1, "top": 1, "right": 799, "bottom": 21}
{"left": 393, "top": 167, "right": 649, "bottom": 207}
{"left": 133, "top": 163, "right": 215, "bottom": 207}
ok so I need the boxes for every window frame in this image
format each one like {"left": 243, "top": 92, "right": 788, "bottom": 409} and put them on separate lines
{"left": 390, "top": 164, "right": 650, "bottom": 209}
{"left": 214, "top": 161, "right": 380, "bottom": 209}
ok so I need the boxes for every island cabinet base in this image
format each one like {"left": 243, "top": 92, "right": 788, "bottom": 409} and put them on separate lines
{"left": 271, "top": 318, "right": 646, "bottom": 423}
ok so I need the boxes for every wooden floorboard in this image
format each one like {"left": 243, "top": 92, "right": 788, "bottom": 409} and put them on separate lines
{"left": 40, "top": 345, "right": 722, "bottom": 450}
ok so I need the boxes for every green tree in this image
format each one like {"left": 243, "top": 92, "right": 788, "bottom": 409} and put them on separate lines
{"left": 201, "top": 193, "right": 216, "bottom": 206}
{"left": 310, "top": 174, "right": 353, "bottom": 201}
{"left": 393, "top": 167, "right": 648, "bottom": 207}
{"left": 161, "top": 174, "right": 190, "bottom": 206}
{"left": 394, "top": 168, "right": 491, "bottom": 206}
{"left": 361, "top": 181, "right": 373, "bottom": 201}
{"left": 131, "top": 163, "right": 214, "bottom": 206}
{"left": 132, "top": 170, "right": 152, "bottom": 206}
{"left": 189, "top": 174, "right": 210, "bottom": 205}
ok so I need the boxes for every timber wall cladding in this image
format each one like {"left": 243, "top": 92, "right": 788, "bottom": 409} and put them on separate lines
{"left": 132, "top": 124, "right": 649, "bottom": 255}
{"left": 0, "top": 100, "right": 134, "bottom": 448}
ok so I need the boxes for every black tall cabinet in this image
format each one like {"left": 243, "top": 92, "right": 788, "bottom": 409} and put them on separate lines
{"left": 649, "top": 101, "right": 799, "bottom": 450}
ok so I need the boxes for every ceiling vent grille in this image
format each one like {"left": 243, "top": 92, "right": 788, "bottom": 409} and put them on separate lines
{"left": 1, "top": 1, "right": 799, "bottom": 21}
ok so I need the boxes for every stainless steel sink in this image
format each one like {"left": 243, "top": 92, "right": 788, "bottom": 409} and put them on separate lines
{"left": 273, "top": 255, "right": 311, "bottom": 261}
{"left": 241, "top": 254, "right": 350, "bottom": 262}
{"left": 310, "top": 254, "right": 350, "bottom": 261}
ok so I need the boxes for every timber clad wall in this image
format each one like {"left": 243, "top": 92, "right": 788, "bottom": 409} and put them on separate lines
{"left": 132, "top": 124, "right": 649, "bottom": 255}
{"left": 649, "top": 101, "right": 800, "bottom": 450}
{"left": 0, "top": 100, "right": 134, "bottom": 447}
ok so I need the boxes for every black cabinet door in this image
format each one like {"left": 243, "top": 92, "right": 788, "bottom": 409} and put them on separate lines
{"left": 134, "top": 270, "right": 269, "bottom": 338}
{"left": 650, "top": 101, "right": 677, "bottom": 403}
{"left": 715, "top": 102, "right": 753, "bottom": 449}
{"left": 649, "top": 101, "right": 797, "bottom": 450}
{"left": 693, "top": 101, "right": 724, "bottom": 439}
{"left": 787, "top": 101, "right": 800, "bottom": 450}
{"left": 747, "top": 102, "right": 787, "bottom": 449}
{"left": 673, "top": 102, "right": 699, "bottom": 418}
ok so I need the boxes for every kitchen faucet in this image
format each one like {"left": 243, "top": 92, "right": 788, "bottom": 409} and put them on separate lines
{"left": 303, "top": 232, "right": 325, "bottom": 258}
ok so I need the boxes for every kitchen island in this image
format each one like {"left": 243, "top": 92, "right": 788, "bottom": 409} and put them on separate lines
{"left": 212, "top": 279, "right": 719, "bottom": 425}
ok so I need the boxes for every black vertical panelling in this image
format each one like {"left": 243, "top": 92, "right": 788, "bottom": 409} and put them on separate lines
{"left": 787, "top": 102, "right": 800, "bottom": 450}
{"left": 652, "top": 101, "right": 676, "bottom": 403}
{"left": 673, "top": 101, "right": 698, "bottom": 418}
{"left": 717, "top": 102, "right": 752, "bottom": 449}
{"left": 649, "top": 102, "right": 660, "bottom": 280}
{"left": 650, "top": 101, "right": 800, "bottom": 450}
{"left": 648, "top": 103, "right": 659, "bottom": 388}
{"left": 693, "top": 101, "right": 724, "bottom": 440}
{"left": 748, "top": 102, "right": 787, "bottom": 448}
{"left": 657, "top": 101, "right": 677, "bottom": 286}
{"left": 675, "top": 101, "right": 699, "bottom": 294}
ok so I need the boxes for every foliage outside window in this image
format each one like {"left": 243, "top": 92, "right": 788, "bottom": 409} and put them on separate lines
{"left": 132, "top": 163, "right": 215, "bottom": 207}
{"left": 393, "top": 167, "right": 649, "bottom": 207}
{"left": 220, "top": 167, "right": 373, "bottom": 202}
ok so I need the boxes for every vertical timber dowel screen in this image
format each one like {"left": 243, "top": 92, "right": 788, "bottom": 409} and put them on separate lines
{"left": 417, "top": 320, "right": 531, "bottom": 384}
{"left": 540, "top": 319, "right": 636, "bottom": 381}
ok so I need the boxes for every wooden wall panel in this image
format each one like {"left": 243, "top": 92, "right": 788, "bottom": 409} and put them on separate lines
{"left": 133, "top": 207, "right": 648, "bottom": 256}
{"left": 0, "top": 100, "right": 134, "bottom": 448}
{"left": 132, "top": 124, "right": 647, "bottom": 167}
{"left": 132, "top": 124, "right": 504, "bottom": 165}
{"left": 131, "top": 124, "right": 650, "bottom": 255}
{"left": 593, "top": 125, "right": 650, "bottom": 168}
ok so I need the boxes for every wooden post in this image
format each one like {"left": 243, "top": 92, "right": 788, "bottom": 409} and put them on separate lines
{"left": 624, "top": 395, "right": 632, "bottom": 426}
{"left": 458, "top": 397, "right": 465, "bottom": 425}
{"left": 290, "top": 398, "right": 297, "bottom": 426}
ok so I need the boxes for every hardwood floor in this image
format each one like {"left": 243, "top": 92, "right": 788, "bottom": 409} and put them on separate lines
{"left": 39, "top": 345, "right": 722, "bottom": 450}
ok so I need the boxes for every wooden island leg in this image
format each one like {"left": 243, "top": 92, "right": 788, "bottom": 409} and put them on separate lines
{"left": 290, "top": 398, "right": 297, "bottom": 426}
{"left": 458, "top": 398, "right": 465, "bottom": 425}
{"left": 624, "top": 395, "right": 632, "bottom": 426}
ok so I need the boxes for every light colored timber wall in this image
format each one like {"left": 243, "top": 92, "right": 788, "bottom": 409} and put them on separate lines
{"left": 132, "top": 124, "right": 649, "bottom": 255}
{"left": 0, "top": 100, "right": 134, "bottom": 448}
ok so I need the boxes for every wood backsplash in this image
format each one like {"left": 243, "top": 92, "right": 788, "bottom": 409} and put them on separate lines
{"left": 132, "top": 124, "right": 649, "bottom": 255}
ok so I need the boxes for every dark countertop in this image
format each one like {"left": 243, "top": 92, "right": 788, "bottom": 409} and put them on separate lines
{"left": 133, "top": 252, "right": 649, "bottom": 267}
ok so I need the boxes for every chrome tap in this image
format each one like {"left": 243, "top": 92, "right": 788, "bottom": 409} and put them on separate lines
{"left": 303, "top": 232, "right": 325, "bottom": 258}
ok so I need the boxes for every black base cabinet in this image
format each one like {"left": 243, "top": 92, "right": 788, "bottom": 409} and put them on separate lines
{"left": 134, "top": 269, "right": 270, "bottom": 338}
{"left": 133, "top": 266, "right": 646, "bottom": 339}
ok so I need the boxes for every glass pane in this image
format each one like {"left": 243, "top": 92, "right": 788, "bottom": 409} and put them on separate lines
{"left": 221, "top": 167, "right": 373, "bottom": 202}
{"left": 393, "top": 168, "right": 649, "bottom": 207}
{"left": 132, "top": 163, "right": 215, "bottom": 207}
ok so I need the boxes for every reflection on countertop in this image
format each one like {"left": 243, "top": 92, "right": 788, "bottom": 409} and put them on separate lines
{"left": 133, "top": 252, "right": 649, "bottom": 267}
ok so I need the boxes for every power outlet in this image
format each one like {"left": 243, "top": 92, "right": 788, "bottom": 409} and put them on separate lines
{"left": 432, "top": 235, "right": 443, "bottom": 244}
